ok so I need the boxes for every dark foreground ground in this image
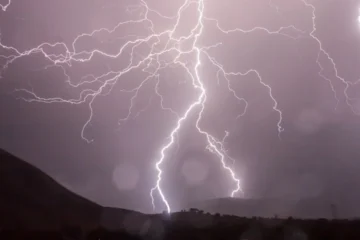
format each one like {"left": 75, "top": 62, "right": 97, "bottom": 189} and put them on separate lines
{"left": 1, "top": 213, "right": 360, "bottom": 240}
{"left": 2, "top": 149, "right": 360, "bottom": 239}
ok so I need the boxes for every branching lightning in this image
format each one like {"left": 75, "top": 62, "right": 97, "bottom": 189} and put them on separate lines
{"left": 0, "top": 0, "right": 11, "bottom": 12}
{"left": 301, "top": 0, "right": 358, "bottom": 113}
{"left": 1, "top": 0, "right": 357, "bottom": 214}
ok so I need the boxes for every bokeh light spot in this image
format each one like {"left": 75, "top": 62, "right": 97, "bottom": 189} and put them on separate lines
{"left": 112, "top": 162, "right": 139, "bottom": 191}
{"left": 181, "top": 158, "right": 209, "bottom": 186}
{"left": 294, "top": 108, "right": 323, "bottom": 135}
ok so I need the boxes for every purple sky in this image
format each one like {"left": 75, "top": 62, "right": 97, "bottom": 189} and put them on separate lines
{"left": 1, "top": 0, "right": 360, "bottom": 214}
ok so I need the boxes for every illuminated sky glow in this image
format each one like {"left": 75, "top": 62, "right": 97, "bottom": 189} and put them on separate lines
{"left": 1, "top": 0, "right": 360, "bottom": 214}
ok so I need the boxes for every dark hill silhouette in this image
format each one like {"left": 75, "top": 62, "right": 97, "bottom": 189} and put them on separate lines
{"left": 3, "top": 148, "right": 360, "bottom": 239}
{"left": 0, "top": 149, "right": 102, "bottom": 230}
{"left": 187, "top": 197, "right": 344, "bottom": 219}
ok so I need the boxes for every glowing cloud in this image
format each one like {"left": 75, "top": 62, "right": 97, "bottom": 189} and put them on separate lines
{"left": 1, "top": 0, "right": 357, "bottom": 213}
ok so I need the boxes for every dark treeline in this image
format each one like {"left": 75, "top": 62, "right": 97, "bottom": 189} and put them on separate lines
{"left": 1, "top": 209, "right": 360, "bottom": 240}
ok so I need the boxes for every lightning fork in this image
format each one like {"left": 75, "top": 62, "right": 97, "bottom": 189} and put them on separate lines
{"left": 300, "top": 0, "right": 358, "bottom": 113}
{"left": 0, "top": 0, "right": 11, "bottom": 11}
{"left": 1, "top": 0, "right": 339, "bottom": 214}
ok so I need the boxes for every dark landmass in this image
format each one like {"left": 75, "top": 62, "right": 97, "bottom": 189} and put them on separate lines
{"left": 0, "top": 148, "right": 101, "bottom": 230}
{"left": 1, "top": 148, "right": 360, "bottom": 239}
{"left": 187, "top": 197, "right": 339, "bottom": 219}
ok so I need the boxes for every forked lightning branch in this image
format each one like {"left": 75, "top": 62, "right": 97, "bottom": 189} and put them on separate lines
{"left": 0, "top": 0, "right": 357, "bottom": 213}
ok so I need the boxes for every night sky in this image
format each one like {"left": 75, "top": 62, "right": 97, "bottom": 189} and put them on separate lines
{"left": 1, "top": 0, "right": 360, "bottom": 214}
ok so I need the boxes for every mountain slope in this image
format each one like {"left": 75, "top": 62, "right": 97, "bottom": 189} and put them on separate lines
{"left": 0, "top": 148, "right": 102, "bottom": 230}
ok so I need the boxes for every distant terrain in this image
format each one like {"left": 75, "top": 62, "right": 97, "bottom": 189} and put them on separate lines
{"left": 1, "top": 148, "right": 360, "bottom": 239}
{"left": 187, "top": 197, "right": 338, "bottom": 219}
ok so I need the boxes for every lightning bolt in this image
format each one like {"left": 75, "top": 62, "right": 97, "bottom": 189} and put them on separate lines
{"left": 300, "top": 0, "right": 358, "bottom": 113}
{"left": 0, "top": 0, "right": 11, "bottom": 11}
{"left": 149, "top": 0, "right": 295, "bottom": 213}
{"left": 2, "top": 0, "right": 354, "bottom": 214}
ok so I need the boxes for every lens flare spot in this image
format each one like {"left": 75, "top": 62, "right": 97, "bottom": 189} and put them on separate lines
{"left": 181, "top": 158, "right": 209, "bottom": 186}
{"left": 113, "top": 163, "right": 139, "bottom": 191}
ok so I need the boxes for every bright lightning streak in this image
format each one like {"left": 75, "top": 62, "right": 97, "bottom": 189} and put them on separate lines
{"left": 2, "top": 0, "right": 354, "bottom": 214}
{"left": 0, "top": 0, "right": 11, "bottom": 11}
{"left": 0, "top": 0, "right": 293, "bottom": 214}
{"left": 150, "top": 0, "right": 208, "bottom": 214}
{"left": 150, "top": 0, "right": 290, "bottom": 212}
{"left": 300, "top": 0, "right": 358, "bottom": 113}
